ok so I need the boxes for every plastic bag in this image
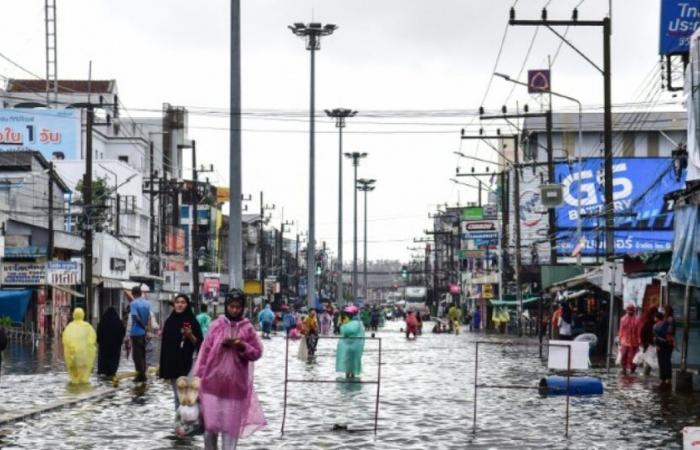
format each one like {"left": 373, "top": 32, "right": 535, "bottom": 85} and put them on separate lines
{"left": 297, "top": 336, "right": 308, "bottom": 362}
{"left": 632, "top": 348, "right": 645, "bottom": 366}
{"left": 615, "top": 348, "right": 622, "bottom": 366}
{"left": 644, "top": 346, "right": 659, "bottom": 370}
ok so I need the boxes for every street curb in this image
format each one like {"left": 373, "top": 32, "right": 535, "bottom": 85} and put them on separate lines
{"left": 0, "top": 387, "right": 118, "bottom": 426}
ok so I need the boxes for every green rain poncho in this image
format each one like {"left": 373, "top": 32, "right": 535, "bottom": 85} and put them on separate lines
{"left": 62, "top": 308, "right": 97, "bottom": 384}
{"left": 335, "top": 316, "right": 365, "bottom": 376}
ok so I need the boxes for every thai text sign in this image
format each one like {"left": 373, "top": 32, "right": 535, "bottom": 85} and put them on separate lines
{"left": 659, "top": 0, "right": 700, "bottom": 55}
{"left": 2, "top": 262, "right": 46, "bottom": 285}
{"left": 47, "top": 261, "right": 81, "bottom": 285}
{"left": 555, "top": 157, "right": 686, "bottom": 255}
{"left": 0, "top": 109, "right": 81, "bottom": 160}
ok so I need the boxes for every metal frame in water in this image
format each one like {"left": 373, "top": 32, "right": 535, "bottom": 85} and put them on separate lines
{"left": 280, "top": 335, "right": 383, "bottom": 435}
{"left": 472, "top": 341, "right": 572, "bottom": 437}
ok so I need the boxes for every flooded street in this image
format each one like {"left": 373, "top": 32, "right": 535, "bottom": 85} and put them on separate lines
{"left": 1, "top": 320, "right": 698, "bottom": 449}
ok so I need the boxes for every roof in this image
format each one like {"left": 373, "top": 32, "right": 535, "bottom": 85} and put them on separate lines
{"left": 523, "top": 111, "right": 686, "bottom": 133}
{"left": 5, "top": 79, "right": 115, "bottom": 94}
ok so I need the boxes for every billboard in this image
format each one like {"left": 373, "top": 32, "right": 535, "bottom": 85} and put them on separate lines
{"left": 659, "top": 0, "right": 700, "bottom": 55}
{"left": 0, "top": 108, "right": 81, "bottom": 160}
{"left": 555, "top": 157, "right": 686, "bottom": 255}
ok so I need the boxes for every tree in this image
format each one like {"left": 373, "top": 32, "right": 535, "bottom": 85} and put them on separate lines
{"left": 75, "top": 177, "right": 111, "bottom": 234}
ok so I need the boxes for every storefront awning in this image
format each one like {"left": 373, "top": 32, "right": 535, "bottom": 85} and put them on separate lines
{"left": 94, "top": 277, "right": 129, "bottom": 289}
{"left": 548, "top": 268, "right": 603, "bottom": 292}
{"left": 0, "top": 289, "right": 32, "bottom": 322}
{"left": 489, "top": 296, "right": 540, "bottom": 307}
{"left": 50, "top": 284, "right": 84, "bottom": 298}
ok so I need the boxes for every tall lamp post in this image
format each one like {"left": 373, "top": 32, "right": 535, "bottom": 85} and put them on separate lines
{"left": 325, "top": 108, "right": 357, "bottom": 306}
{"left": 344, "top": 151, "right": 367, "bottom": 303}
{"left": 493, "top": 72, "right": 584, "bottom": 265}
{"left": 289, "top": 22, "right": 338, "bottom": 308}
{"left": 357, "top": 178, "right": 376, "bottom": 303}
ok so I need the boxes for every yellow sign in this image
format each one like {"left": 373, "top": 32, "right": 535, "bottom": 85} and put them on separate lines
{"left": 243, "top": 279, "right": 263, "bottom": 295}
{"left": 216, "top": 186, "right": 230, "bottom": 204}
{"left": 483, "top": 284, "right": 494, "bottom": 299}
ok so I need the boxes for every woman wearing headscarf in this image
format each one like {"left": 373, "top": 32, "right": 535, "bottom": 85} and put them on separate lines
{"left": 96, "top": 307, "right": 126, "bottom": 377}
{"left": 558, "top": 302, "right": 573, "bottom": 340}
{"left": 62, "top": 307, "right": 97, "bottom": 385}
{"left": 654, "top": 305, "right": 676, "bottom": 388}
{"left": 336, "top": 305, "right": 365, "bottom": 379}
{"left": 194, "top": 290, "right": 266, "bottom": 450}
{"left": 160, "top": 294, "right": 203, "bottom": 409}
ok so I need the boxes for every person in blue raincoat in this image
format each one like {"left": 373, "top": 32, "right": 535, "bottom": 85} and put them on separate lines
{"left": 335, "top": 305, "right": 365, "bottom": 379}
{"left": 258, "top": 304, "right": 274, "bottom": 339}
{"left": 282, "top": 307, "right": 297, "bottom": 337}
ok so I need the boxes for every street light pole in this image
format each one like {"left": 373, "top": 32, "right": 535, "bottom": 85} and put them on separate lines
{"left": 325, "top": 108, "right": 357, "bottom": 306}
{"left": 344, "top": 151, "right": 367, "bottom": 303}
{"left": 357, "top": 178, "right": 376, "bottom": 303}
{"left": 494, "top": 72, "right": 584, "bottom": 265}
{"left": 290, "top": 22, "right": 337, "bottom": 308}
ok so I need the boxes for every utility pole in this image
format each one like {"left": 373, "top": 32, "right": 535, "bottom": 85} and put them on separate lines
{"left": 289, "top": 21, "right": 337, "bottom": 308}
{"left": 191, "top": 140, "right": 199, "bottom": 311}
{"left": 512, "top": 137, "right": 524, "bottom": 335}
{"left": 229, "top": 0, "right": 244, "bottom": 292}
{"left": 295, "top": 233, "right": 300, "bottom": 296}
{"left": 149, "top": 141, "right": 157, "bottom": 276}
{"left": 47, "top": 160, "right": 54, "bottom": 309}
{"left": 357, "top": 178, "right": 376, "bottom": 302}
{"left": 258, "top": 192, "right": 275, "bottom": 296}
{"left": 325, "top": 108, "right": 357, "bottom": 306}
{"left": 84, "top": 105, "right": 94, "bottom": 323}
{"left": 509, "top": 8, "right": 614, "bottom": 258}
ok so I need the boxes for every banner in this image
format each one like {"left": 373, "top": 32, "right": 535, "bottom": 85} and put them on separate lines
{"left": 659, "top": 0, "right": 700, "bottom": 55}
{"left": 555, "top": 157, "right": 686, "bottom": 255}
{"left": 2, "top": 262, "right": 46, "bottom": 285}
{"left": 46, "top": 261, "right": 81, "bottom": 285}
{"left": 0, "top": 108, "right": 81, "bottom": 160}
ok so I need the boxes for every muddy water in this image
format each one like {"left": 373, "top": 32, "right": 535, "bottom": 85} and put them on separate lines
{"left": 1, "top": 320, "right": 697, "bottom": 449}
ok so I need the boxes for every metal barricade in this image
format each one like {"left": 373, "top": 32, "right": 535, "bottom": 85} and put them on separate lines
{"left": 281, "top": 335, "right": 382, "bottom": 435}
{"left": 472, "top": 340, "right": 572, "bottom": 437}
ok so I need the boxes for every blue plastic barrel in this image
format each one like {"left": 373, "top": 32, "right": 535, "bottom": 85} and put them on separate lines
{"left": 539, "top": 375, "right": 604, "bottom": 396}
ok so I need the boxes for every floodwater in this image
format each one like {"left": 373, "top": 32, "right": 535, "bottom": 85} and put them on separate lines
{"left": 0, "top": 320, "right": 698, "bottom": 449}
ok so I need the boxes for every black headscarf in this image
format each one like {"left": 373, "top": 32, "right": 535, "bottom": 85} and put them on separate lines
{"left": 561, "top": 302, "right": 572, "bottom": 324}
{"left": 159, "top": 294, "right": 203, "bottom": 379}
{"left": 224, "top": 289, "right": 246, "bottom": 322}
{"left": 96, "top": 307, "right": 126, "bottom": 376}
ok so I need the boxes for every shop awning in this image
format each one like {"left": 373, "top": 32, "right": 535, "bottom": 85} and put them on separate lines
{"left": 50, "top": 284, "right": 84, "bottom": 298}
{"left": 548, "top": 268, "right": 603, "bottom": 292}
{"left": 94, "top": 277, "right": 128, "bottom": 289}
{"left": 0, "top": 289, "right": 32, "bottom": 322}
{"left": 489, "top": 296, "right": 540, "bottom": 307}
{"left": 557, "top": 289, "right": 590, "bottom": 301}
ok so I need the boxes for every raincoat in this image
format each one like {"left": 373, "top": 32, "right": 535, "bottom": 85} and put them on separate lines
{"left": 62, "top": 308, "right": 97, "bottom": 384}
{"left": 336, "top": 316, "right": 365, "bottom": 376}
{"left": 319, "top": 311, "right": 333, "bottom": 335}
{"left": 197, "top": 312, "right": 212, "bottom": 337}
{"left": 405, "top": 312, "right": 418, "bottom": 335}
{"left": 258, "top": 305, "right": 274, "bottom": 326}
{"left": 194, "top": 316, "right": 266, "bottom": 438}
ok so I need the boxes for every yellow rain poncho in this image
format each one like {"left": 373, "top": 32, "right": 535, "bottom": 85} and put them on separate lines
{"left": 62, "top": 308, "right": 97, "bottom": 384}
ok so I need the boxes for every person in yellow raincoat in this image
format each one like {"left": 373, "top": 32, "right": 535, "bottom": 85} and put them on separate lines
{"left": 62, "top": 307, "right": 97, "bottom": 384}
{"left": 448, "top": 304, "right": 461, "bottom": 335}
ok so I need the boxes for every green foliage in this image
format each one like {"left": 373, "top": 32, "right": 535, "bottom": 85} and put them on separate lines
{"left": 75, "top": 177, "right": 112, "bottom": 233}
{"left": 0, "top": 316, "right": 12, "bottom": 328}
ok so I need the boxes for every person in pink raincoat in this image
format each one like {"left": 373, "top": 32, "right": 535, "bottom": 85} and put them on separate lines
{"left": 194, "top": 290, "right": 266, "bottom": 449}
{"left": 618, "top": 303, "right": 640, "bottom": 375}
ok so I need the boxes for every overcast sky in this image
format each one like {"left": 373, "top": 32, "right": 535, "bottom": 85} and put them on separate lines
{"left": 0, "top": 0, "right": 680, "bottom": 263}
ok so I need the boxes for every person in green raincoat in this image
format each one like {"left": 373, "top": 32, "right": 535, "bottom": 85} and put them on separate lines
{"left": 360, "top": 307, "right": 371, "bottom": 329}
{"left": 336, "top": 305, "right": 365, "bottom": 379}
{"left": 62, "top": 307, "right": 97, "bottom": 385}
